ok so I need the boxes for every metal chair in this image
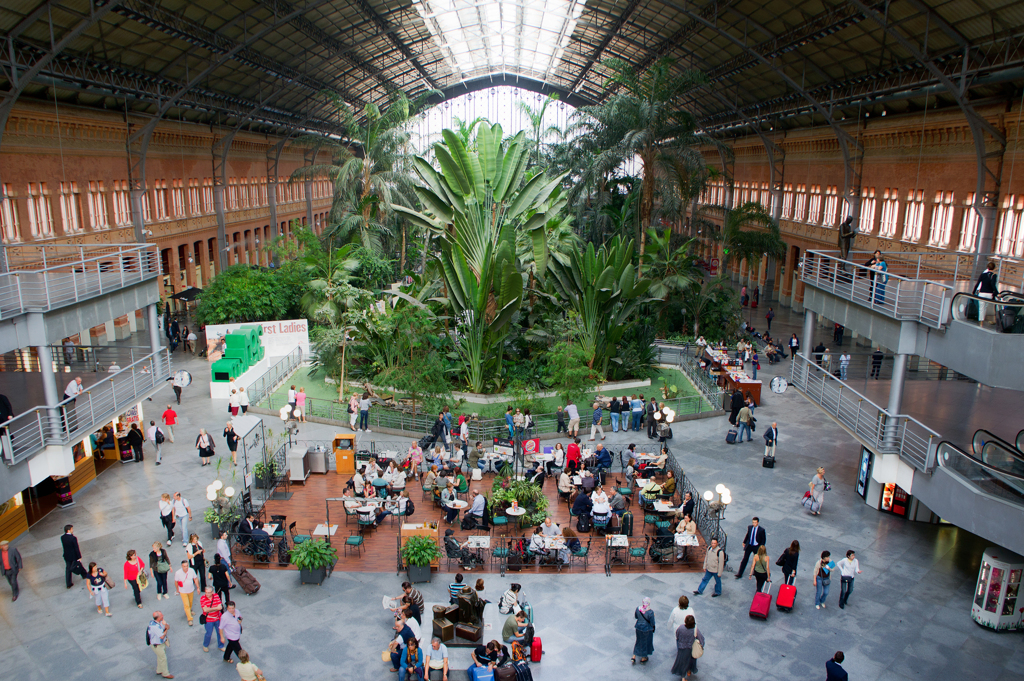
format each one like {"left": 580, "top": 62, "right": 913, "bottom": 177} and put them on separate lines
{"left": 288, "top": 522, "right": 310, "bottom": 545}
{"left": 491, "top": 541, "right": 510, "bottom": 575}
{"left": 344, "top": 505, "right": 359, "bottom": 526}
{"left": 356, "top": 512, "right": 375, "bottom": 533}
{"left": 490, "top": 514, "right": 509, "bottom": 537}
{"left": 344, "top": 531, "right": 364, "bottom": 557}
{"left": 569, "top": 538, "right": 591, "bottom": 570}
{"left": 627, "top": 537, "right": 650, "bottom": 571}
{"left": 593, "top": 514, "right": 611, "bottom": 536}
{"left": 270, "top": 515, "right": 287, "bottom": 538}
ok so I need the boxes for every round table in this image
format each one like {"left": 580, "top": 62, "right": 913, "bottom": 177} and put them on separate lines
{"left": 505, "top": 506, "right": 527, "bottom": 529}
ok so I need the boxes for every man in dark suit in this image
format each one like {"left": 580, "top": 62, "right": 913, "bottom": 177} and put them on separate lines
{"left": 764, "top": 423, "right": 779, "bottom": 458}
{"left": 237, "top": 513, "right": 255, "bottom": 550}
{"left": 1, "top": 539, "right": 23, "bottom": 601}
{"left": 734, "top": 516, "right": 767, "bottom": 578}
{"left": 61, "top": 524, "right": 88, "bottom": 588}
{"left": 825, "top": 651, "right": 848, "bottom": 681}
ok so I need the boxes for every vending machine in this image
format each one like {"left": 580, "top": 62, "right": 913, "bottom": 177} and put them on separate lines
{"left": 971, "top": 547, "right": 1024, "bottom": 631}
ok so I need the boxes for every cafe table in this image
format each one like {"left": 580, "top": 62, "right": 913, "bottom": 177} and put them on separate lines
{"left": 313, "top": 524, "right": 338, "bottom": 537}
{"left": 448, "top": 499, "right": 468, "bottom": 526}
{"left": 675, "top": 533, "right": 699, "bottom": 562}
{"left": 504, "top": 506, "right": 527, "bottom": 529}
{"left": 605, "top": 534, "right": 630, "bottom": 575}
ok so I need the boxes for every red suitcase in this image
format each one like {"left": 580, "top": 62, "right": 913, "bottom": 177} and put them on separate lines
{"left": 530, "top": 636, "right": 542, "bottom": 662}
{"left": 749, "top": 581, "right": 771, "bottom": 619}
{"left": 776, "top": 575, "right": 796, "bottom": 611}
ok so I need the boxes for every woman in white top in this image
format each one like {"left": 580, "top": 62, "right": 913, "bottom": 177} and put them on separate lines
{"left": 237, "top": 387, "right": 249, "bottom": 413}
{"left": 668, "top": 594, "right": 696, "bottom": 632}
{"left": 591, "top": 485, "right": 611, "bottom": 519}
{"left": 557, "top": 471, "right": 573, "bottom": 500}
{"left": 459, "top": 419, "right": 469, "bottom": 448}
{"left": 547, "top": 443, "right": 565, "bottom": 477}
{"left": 228, "top": 390, "right": 240, "bottom": 416}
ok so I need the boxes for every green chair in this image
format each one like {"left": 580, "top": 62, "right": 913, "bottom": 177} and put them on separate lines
{"left": 490, "top": 515, "right": 509, "bottom": 537}
{"left": 288, "top": 522, "right": 310, "bottom": 545}
{"left": 344, "top": 531, "right": 364, "bottom": 557}
{"left": 643, "top": 514, "right": 659, "bottom": 531}
{"left": 357, "top": 513, "right": 375, "bottom": 533}
{"left": 492, "top": 541, "right": 511, "bottom": 576}
{"left": 627, "top": 537, "right": 649, "bottom": 571}
{"left": 421, "top": 482, "right": 433, "bottom": 500}
{"left": 569, "top": 538, "right": 591, "bottom": 570}
{"left": 344, "top": 505, "right": 359, "bottom": 526}
{"left": 655, "top": 520, "right": 671, "bottom": 531}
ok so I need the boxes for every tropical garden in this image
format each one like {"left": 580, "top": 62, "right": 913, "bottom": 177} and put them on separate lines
{"left": 194, "top": 59, "right": 785, "bottom": 414}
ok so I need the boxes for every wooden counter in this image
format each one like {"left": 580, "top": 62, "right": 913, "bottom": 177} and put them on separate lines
{"left": 333, "top": 434, "right": 356, "bottom": 474}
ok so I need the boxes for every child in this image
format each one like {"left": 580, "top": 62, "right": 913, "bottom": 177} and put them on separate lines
{"left": 556, "top": 407, "right": 567, "bottom": 434}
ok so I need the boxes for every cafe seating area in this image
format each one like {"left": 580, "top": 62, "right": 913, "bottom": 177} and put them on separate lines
{"left": 226, "top": 441, "right": 708, "bottom": 576}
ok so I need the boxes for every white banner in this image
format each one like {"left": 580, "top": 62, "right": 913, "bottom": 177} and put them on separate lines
{"left": 204, "top": 319, "right": 310, "bottom": 360}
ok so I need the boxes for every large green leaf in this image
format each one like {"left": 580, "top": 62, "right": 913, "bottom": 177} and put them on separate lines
{"left": 442, "top": 129, "right": 483, "bottom": 199}
{"left": 434, "top": 143, "right": 471, "bottom": 196}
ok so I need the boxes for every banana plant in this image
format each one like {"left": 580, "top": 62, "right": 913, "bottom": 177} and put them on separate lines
{"left": 546, "top": 236, "right": 652, "bottom": 376}
{"left": 394, "top": 123, "right": 567, "bottom": 392}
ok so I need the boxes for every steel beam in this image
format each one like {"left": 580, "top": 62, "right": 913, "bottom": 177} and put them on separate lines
{"left": 342, "top": 0, "right": 440, "bottom": 90}
{"left": 568, "top": 0, "right": 643, "bottom": 92}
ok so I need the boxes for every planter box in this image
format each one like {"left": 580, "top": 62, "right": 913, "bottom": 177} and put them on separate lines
{"left": 299, "top": 566, "right": 328, "bottom": 585}
{"left": 406, "top": 564, "right": 432, "bottom": 584}
{"left": 254, "top": 473, "right": 277, "bottom": 490}
{"left": 210, "top": 521, "right": 229, "bottom": 540}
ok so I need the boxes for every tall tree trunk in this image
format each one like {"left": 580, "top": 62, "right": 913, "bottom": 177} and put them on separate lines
{"left": 399, "top": 221, "right": 407, "bottom": 273}
{"left": 420, "top": 231, "right": 431, "bottom": 273}
{"left": 338, "top": 338, "right": 347, "bottom": 402}
{"left": 639, "top": 152, "right": 655, "bottom": 272}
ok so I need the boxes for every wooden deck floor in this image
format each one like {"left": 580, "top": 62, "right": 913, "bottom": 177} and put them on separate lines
{"left": 235, "top": 471, "right": 706, "bottom": 576}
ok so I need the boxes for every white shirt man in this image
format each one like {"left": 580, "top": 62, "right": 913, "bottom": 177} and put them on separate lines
{"left": 64, "top": 377, "right": 83, "bottom": 401}
{"left": 146, "top": 422, "right": 164, "bottom": 464}
{"left": 469, "top": 491, "right": 486, "bottom": 519}
{"left": 352, "top": 471, "right": 365, "bottom": 496}
{"left": 837, "top": 550, "right": 863, "bottom": 609}
{"left": 173, "top": 562, "right": 199, "bottom": 625}
{"left": 172, "top": 494, "right": 191, "bottom": 546}
{"left": 564, "top": 402, "right": 579, "bottom": 421}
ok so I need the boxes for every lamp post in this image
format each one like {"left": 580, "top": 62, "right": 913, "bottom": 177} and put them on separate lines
{"left": 703, "top": 484, "right": 732, "bottom": 541}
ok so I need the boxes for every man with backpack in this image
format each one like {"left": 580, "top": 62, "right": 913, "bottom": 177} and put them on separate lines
{"left": 146, "top": 420, "right": 165, "bottom": 465}
{"left": 693, "top": 538, "right": 725, "bottom": 598}
{"left": 147, "top": 611, "right": 173, "bottom": 678}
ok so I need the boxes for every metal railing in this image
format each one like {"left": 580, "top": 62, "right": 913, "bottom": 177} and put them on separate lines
{"left": 799, "top": 350, "right": 976, "bottom": 383}
{"left": 1, "top": 343, "right": 156, "bottom": 374}
{"left": 0, "top": 244, "right": 160, "bottom": 320}
{"left": 654, "top": 342, "right": 727, "bottom": 408}
{"left": 789, "top": 352, "right": 939, "bottom": 472}
{"left": 833, "top": 249, "right": 1024, "bottom": 294}
{"left": 0, "top": 347, "right": 172, "bottom": 465}
{"left": 671, "top": 451, "right": 728, "bottom": 563}
{"left": 802, "top": 250, "right": 952, "bottom": 328}
{"left": 950, "top": 292, "right": 1024, "bottom": 332}
{"left": 245, "top": 347, "right": 305, "bottom": 406}
{"left": 937, "top": 441, "right": 1024, "bottom": 504}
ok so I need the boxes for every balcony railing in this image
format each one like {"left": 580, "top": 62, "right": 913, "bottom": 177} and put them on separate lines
{"left": 0, "top": 244, "right": 160, "bottom": 320}
{"left": 790, "top": 353, "right": 939, "bottom": 472}
{"left": 0, "top": 348, "right": 172, "bottom": 465}
{"left": 801, "top": 250, "right": 952, "bottom": 328}
{"left": 245, "top": 347, "right": 305, "bottom": 407}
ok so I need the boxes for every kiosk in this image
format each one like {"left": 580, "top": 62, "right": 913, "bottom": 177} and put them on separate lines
{"left": 971, "top": 546, "right": 1024, "bottom": 631}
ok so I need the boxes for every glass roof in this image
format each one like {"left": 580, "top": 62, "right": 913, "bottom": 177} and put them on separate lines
{"left": 412, "top": 0, "right": 584, "bottom": 82}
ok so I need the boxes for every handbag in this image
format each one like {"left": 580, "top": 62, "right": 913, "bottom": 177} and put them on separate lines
{"left": 137, "top": 569, "right": 149, "bottom": 590}
{"left": 104, "top": 575, "right": 115, "bottom": 589}
{"left": 156, "top": 558, "right": 171, "bottom": 573}
{"left": 691, "top": 635, "right": 704, "bottom": 659}
{"left": 775, "top": 550, "right": 787, "bottom": 567}
{"left": 823, "top": 479, "right": 832, "bottom": 492}
{"left": 381, "top": 650, "right": 391, "bottom": 662}
{"left": 199, "top": 613, "right": 206, "bottom": 624}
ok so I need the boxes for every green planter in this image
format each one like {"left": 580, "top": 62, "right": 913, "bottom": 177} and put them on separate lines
{"left": 289, "top": 539, "right": 338, "bottom": 586}
{"left": 401, "top": 535, "right": 442, "bottom": 584}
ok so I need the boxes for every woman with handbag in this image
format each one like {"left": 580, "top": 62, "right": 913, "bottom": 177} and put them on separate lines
{"left": 149, "top": 541, "right": 172, "bottom": 600}
{"left": 224, "top": 422, "right": 240, "bottom": 467}
{"left": 196, "top": 428, "right": 214, "bottom": 466}
{"left": 814, "top": 550, "right": 836, "bottom": 609}
{"left": 631, "top": 597, "right": 655, "bottom": 665}
{"left": 670, "top": 614, "right": 705, "bottom": 678}
{"left": 123, "top": 549, "right": 146, "bottom": 608}
{"left": 187, "top": 533, "right": 207, "bottom": 592}
{"left": 807, "top": 466, "right": 828, "bottom": 515}
{"left": 778, "top": 540, "right": 800, "bottom": 584}
{"left": 87, "top": 562, "right": 112, "bottom": 616}
{"left": 399, "top": 637, "right": 423, "bottom": 681}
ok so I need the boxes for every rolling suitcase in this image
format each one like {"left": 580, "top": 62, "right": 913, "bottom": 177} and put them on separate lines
{"left": 530, "top": 636, "right": 542, "bottom": 662}
{"left": 513, "top": 660, "right": 533, "bottom": 681}
{"left": 750, "top": 581, "right": 771, "bottom": 619}
{"left": 620, "top": 511, "right": 633, "bottom": 537}
{"left": 495, "top": 666, "right": 516, "bottom": 681}
{"left": 233, "top": 566, "right": 261, "bottom": 595}
{"left": 726, "top": 428, "right": 738, "bottom": 444}
{"left": 762, "top": 454, "right": 775, "bottom": 468}
{"left": 776, "top": 574, "right": 797, "bottom": 611}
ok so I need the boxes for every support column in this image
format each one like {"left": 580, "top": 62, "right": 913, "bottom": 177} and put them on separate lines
{"left": 148, "top": 304, "right": 161, "bottom": 354}
{"left": 801, "top": 310, "right": 816, "bottom": 352}
{"left": 780, "top": 247, "right": 795, "bottom": 307}
{"left": 887, "top": 353, "right": 909, "bottom": 415}
{"left": 37, "top": 345, "right": 62, "bottom": 439}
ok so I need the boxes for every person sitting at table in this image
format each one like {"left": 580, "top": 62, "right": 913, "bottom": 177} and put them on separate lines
{"left": 443, "top": 529, "right": 482, "bottom": 570}
{"left": 547, "top": 443, "right": 565, "bottom": 477}
{"left": 441, "top": 482, "right": 459, "bottom": 524}
{"left": 452, "top": 469, "right": 468, "bottom": 495}
{"left": 557, "top": 470, "right": 573, "bottom": 500}
{"left": 528, "top": 527, "right": 550, "bottom": 561}
{"left": 566, "top": 438, "right": 581, "bottom": 469}
{"left": 407, "top": 442, "right": 424, "bottom": 480}
{"left": 430, "top": 445, "right": 445, "bottom": 470}
{"left": 641, "top": 479, "right": 663, "bottom": 504}
{"left": 565, "top": 458, "right": 580, "bottom": 476}
{"left": 364, "top": 460, "right": 382, "bottom": 481}
{"left": 609, "top": 488, "right": 627, "bottom": 519}
{"left": 386, "top": 465, "right": 407, "bottom": 496}
{"left": 525, "top": 460, "right": 544, "bottom": 485}
{"left": 468, "top": 442, "right": 483, "bottom": 472}
{"left": 675, "top": 514, "right": 698, "bottom": 560}
{"left": 432, "top": 468, "right": 447, "bottom": 501}
{"left": 624, "top": 457, "right": 637, "bottom": 487}
{"left": 580, "top": 469, "right": 596, "bottom": 492}
{"left": 423, "top": 465, "right": 438, "bottom": 492}
{"left": 571, "top": 489, "right": 593, "bottom": 518}
{"left": 248, "top": 522, "right": 271, "bottom": 559}
{"left": 540, "top": 517, "right": 561, "bottom": 537}
{"left": 653, "top": 447, "right": 669, "bottom": 471}
{"left": 662, "top": 470, "right": 677, "bottom": 498}
{"left": 374, "top": 490, "right": 410, "bottom": 527}
{"left": 595, "top": 443, "right": 612, "bottom": 471}
{"left": 560, "top": 527, "right": 581, "bottom": 562}
{"left": 592, "top": 484, "right": 611, "bottom": 513}
{"left": 351, "top": 469, "right": 366, "bottom": 497}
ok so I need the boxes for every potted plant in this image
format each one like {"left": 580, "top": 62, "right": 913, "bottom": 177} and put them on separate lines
{"left": 289, "top": 539, "right": 338, "bottom": 585}
{"left": 401, "top": 535, "right": 441, "bottom": 584}
{"left": 204, "top": 479, "right": 240, "bottom": 539}
{"left": 253, "top": 460, "right": 279, "bottom": 489}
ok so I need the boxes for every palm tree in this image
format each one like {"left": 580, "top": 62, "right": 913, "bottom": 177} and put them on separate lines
{"left": 516, "top": 93, "right": 561, "bottom": 166}
{"left": 701, "top": 201, "right": 787, "bottom": 275}
{"left": 450, "top": 116, "right": 489, "bottom": 148}
{"left": 290, "top": 89, "right": 437, "bottom": 256}
{"left": 643, "top": 228, "right": 699, "bottom": 322}
{"left": 571, "top": 58, "right": 710, "bottom": 264}
{"left": 299, "top": 243, "right": 360, "bottom": 326}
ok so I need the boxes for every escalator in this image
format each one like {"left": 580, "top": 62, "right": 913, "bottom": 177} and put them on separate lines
{"left": 910, "top": 429, "right": 1024, "bottom": 555}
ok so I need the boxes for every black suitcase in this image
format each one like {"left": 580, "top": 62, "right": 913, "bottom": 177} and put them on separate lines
{"left": 576, "top": 515, "right": 591, "bottom": 532}
{"left": 965, "top": 297, "right": 979, "bottom": 321}
{"left": 620, "top": 511, "right": 633, "bottom": 537}
{"left": 726, "top": 428, "right": 738, "bottom": 444}
{"left": 513, "top": 660, "right": 533, "bottom": 681}
{"left": 233, "top": 566, "right": 261, "bottom": 595}
{"left": 762, "top": 455, "right": 775, "bottom": 468}
{"left": 998, "top": 307, "right": 1017, "bottom": 332}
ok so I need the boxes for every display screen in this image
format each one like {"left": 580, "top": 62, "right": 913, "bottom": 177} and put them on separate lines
{"left": 857, "top": 447, "right": 872, "bottom": 498}
{"left": 881, "top": 483, "right": 910, "bottom": 516}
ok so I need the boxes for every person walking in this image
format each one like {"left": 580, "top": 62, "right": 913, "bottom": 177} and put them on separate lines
{"left": 295, "top": 387, "right": 306, "bottom": 422}
{"left": 61, "top": 524, "right": 88, "bottom": 588}
{"left": 159, "top": 494, "right": 175, "bottom": 545}
{"left": 358, "top": 392, "right": 372, "bottom": 432}
{"left": 62, "top": 376, "right": 84, "bottom": 430}
{"left": 127, "top": 422, "right": 144, "bottom": 462}
{"left": 763, "top": 422, "right": 779, "bottom": 459}
{"left": 670, "top": 615, "right": 705, "bottom": 679}
{"left": 0, "top": 539, "right": 23, "bottom": 601}
{"left": 123, "top": 549, "right": 146, "bottom": 609}
{"left": 87, "top": 562, "right": 111, "bottom": 616}
{"left": 728, "top": 389, "right": 743, "bottom": 426}
{"left": 223, "top": 422, "right": 239, "bottom": 466}
{"left": 149, "top": 541, "right": 171, "bottom": 601}
{"left": 146, "top": 420, "right": 165, "bottom": 465}
{"left": 735, "top": 517, "right": 766, "bottom": 578}
{"left": 209, "top": 553, "right": 232, "bottom": 606}
{"left": 974, "top": 261, "right": 999, "bottom": 323}
{"left": 161, "top": 405, "right": 177, "bottom": 443}
{"left": 589, "top": 402, "right": 605, "bottom": 441}
{"left": 871, "top": 347, "right": 884, "bottom": 379}
{"left": 808, "top": 466, "right": 827, "bottom": 515}
{"left": 148, "top": 611, "right": 174, "bottom": 678}
{"left": 196, "top": 428, "right": 214, "bottom": 466}
{"left": 748, "top": 545, "right": 771, "bottom": 592}
{"left": 765, "top": 307, "right": 774, "bottom": 332}
{"left": 187, "top": 533, "right": 207, "bottom": 592}
{"left": 631, "top": 597, "right": 655, "bottom": 665}
{"left": 813, "top": 550, "right": 835, "bottom": 609}
{"left": 839, "top": 352, "right": 851, "bottom": 381}
{"left": 173, "top": 493, "right": 192, "bottom": 547}
{"left": 238, "top": 386, "right": 250, "bottom": 415}
{"left": 171, "top": 371, "right": 187, "bottom": 405}
{"left": 199, "top": 586, "right": 225, "bottom": 652}
{"left": 736, "top": 402, "right": 753, "bottom": 442}
{"left": 220, "top": 601, "right": 244, "bottom": 662}
{"left": 565, "top": 400, "right": 580, "bottom": 438}
{"left": 609, "top": 396, "right": 621, "bottom": 433}
{"left": 173, "top": 559, "right": 199, "bottom": 626}
{"left": 826, "top": 651, "right": 849, "bottom": 681}
{"left": 348, "top": 393, "right": 359, "bottom": 430}
{"left": 779, "top": 540, "right": 800, "bottom": 585}
{"left": 235, "top": 650, "right": 263, "bottom": 681}
{"left": 693, "top": 538, "right": 725, "bottom": 597}
{"left": 836, "top": 550, "right": 862, "bottom": 609}
{"left": 228, "top": 390, "right": 240, "bottom": 417}
{"left": 667, "top": 594, "right": 695, "bottom": 633}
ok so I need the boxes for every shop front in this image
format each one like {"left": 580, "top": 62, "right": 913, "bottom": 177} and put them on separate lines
{"left": 858, "top": 446, "right": 935, "bottom": 522}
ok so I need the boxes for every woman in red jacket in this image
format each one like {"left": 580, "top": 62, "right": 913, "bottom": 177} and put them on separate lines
{"left": 123, "top": 549, "right": 145, "bottom": 608}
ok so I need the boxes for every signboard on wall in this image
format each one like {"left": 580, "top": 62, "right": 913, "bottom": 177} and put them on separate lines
{"left": 856, "top": 447, "right": 872, "bottom": 499}
{"left": 205, "top": 319, "right": 310, "bottom": 360}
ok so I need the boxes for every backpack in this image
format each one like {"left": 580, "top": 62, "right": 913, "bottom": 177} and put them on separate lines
{"left": 405, "top": 499, "right": 415, "bottom": 517}
{"left": 511, "top": 642, "right": 527, "bottom": 662}
{"left": 155, "top": 429, "right": 165, "bottom": 444}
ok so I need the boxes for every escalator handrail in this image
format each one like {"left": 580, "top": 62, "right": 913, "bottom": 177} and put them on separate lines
{"left": 939, "top": 440, "right": 1024, "bottom": 481}
{"left": 950, "top": 290, "right": 1024, "bottom": 326}
{"left": 1016, "top": 429, "right": 1024, "bottom": 454}
{"left": 972, "top": 429, "right": 1024, "bottom": 462}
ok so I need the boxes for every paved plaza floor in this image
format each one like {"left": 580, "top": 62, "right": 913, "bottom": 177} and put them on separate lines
{"left": 0, "top": 341, "right": 1020, "bottom": 681}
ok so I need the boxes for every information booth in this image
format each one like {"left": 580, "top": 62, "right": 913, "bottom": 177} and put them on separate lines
{"left": 971, "top": 547, "right": 1024, "bottom": 631}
